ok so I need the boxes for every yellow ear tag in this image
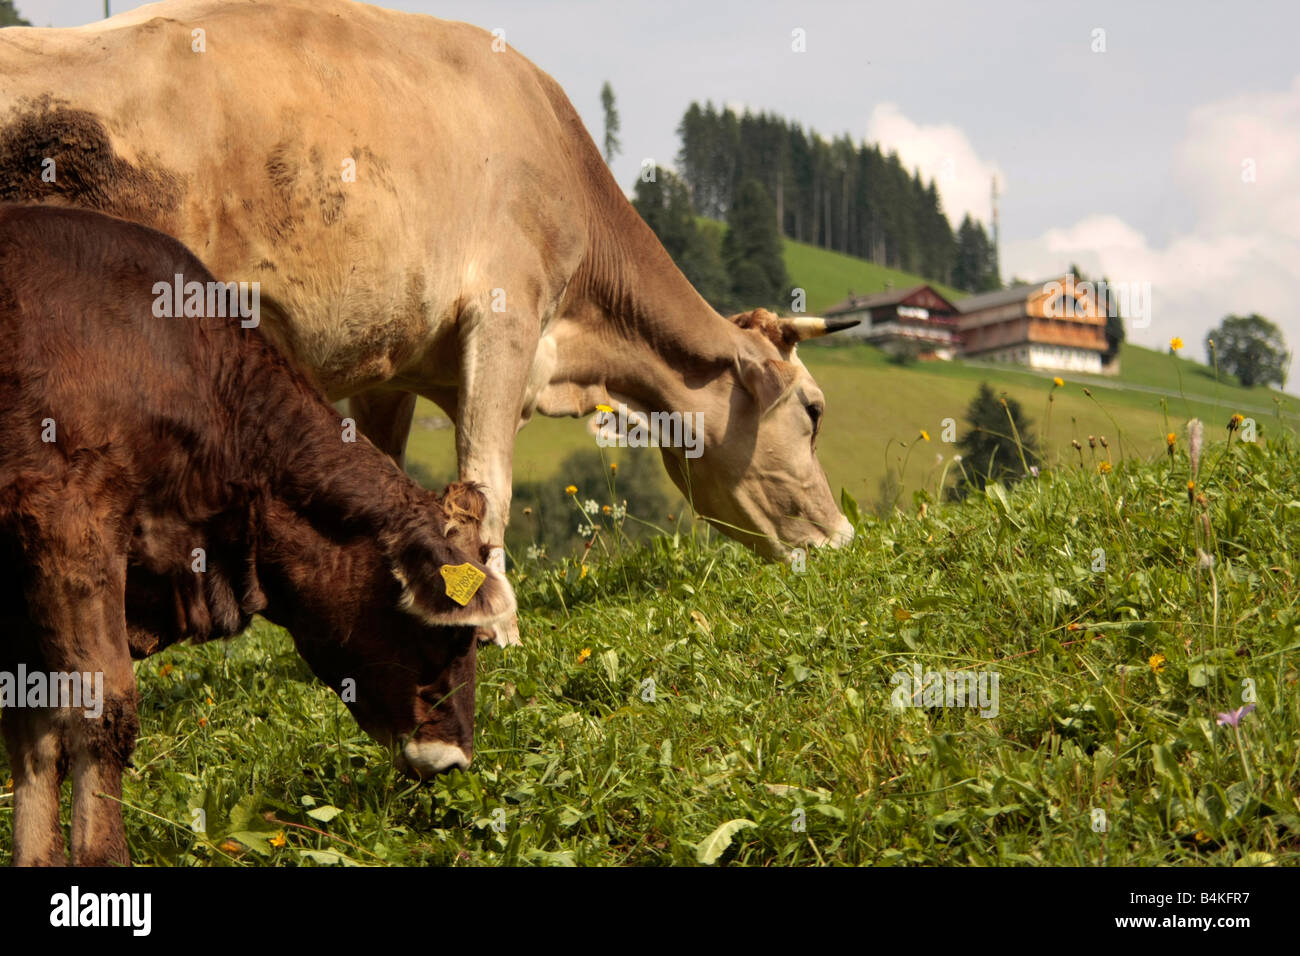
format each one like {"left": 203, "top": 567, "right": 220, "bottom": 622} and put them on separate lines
{"left": 440, "top": 563, "right": 487, "bottom": 606}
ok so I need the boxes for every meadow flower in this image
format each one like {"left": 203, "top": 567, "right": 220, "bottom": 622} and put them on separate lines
{"left": 1098, "top": 461, "right": 1112, "bottom": 474}
{"left": 583, "top": 498, "right": 600, "bottom": 515}
{"left": 1166, "top": 432, "right": 1176, "bottom": 447}
{"left": 198, "top": 717, "right": 209, "bottom": 728}
{"left": 1029, "top": 465, "right": 1039, "bottom": 477}
{"left": 576, "top": 522, "right": 594, "bottom": 537}
{"left": 1187, "top": 480, "right": 1196, "bottom": 505}
{"left": 610, "top": 462, "right": 618, "bottom": 473}
{"left": 1053, "top": 377, "right": 1064, "bottom": 388}
{"left": 577, "top": 647, "right": 592, "bottom": 664}
{"left": 1216, "top": 703, "right": 1256, "bottom": 727}
{"left": 595, "top": 403, "right": 613, "bottom": 413}
{"left": 920, "top": 430, "right": 930, "bottom": 442}
{"left": 580, "top": 564, "right": 589, "bottom": 580}
{"left": 602, "top": 505, "right": 611, "bottom": 514}
{"left": 1170, "top": 337, "right": 1184, "bottom": 350}
{"left": 565, "top": 484, "right": 578, "bottom": 495}
{"left": 1227, "top": 413, "right": 1244, "bottom": 432}
{"left": 218, "top": 840, "right": 242, "bottom": 854}
{"left": 270, "top": 832, "right": 287, "bottom": 848}
{"left": 1149, "top": 653, "right": 1166, "bottom": 674}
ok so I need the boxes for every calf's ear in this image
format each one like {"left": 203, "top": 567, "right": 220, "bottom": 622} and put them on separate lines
{"left": 382, "top": 519, "right": 517, "bottom": 628}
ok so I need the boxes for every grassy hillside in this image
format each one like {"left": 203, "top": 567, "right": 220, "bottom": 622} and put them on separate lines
{"left": 10, "top": 424, "right": 1294, "bottom": 865}
{"left": 781, "top": 235, "right": 965, "bottom": 313}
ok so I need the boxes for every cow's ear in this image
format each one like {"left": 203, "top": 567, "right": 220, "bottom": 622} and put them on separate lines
{"left": 738, "top": 356, "right": 800, "bottom": 416}
{"left": 383, "top": 521, "right": 517, "bottom": 629}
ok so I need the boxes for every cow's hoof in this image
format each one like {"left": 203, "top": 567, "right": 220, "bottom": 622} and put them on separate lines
{"left": 477, "top": 615, "right": 521, "bottom": 647}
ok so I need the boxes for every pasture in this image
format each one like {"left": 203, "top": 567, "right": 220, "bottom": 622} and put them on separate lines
{"left": 3, "top": 412, "right": 1295, "bottom": 865}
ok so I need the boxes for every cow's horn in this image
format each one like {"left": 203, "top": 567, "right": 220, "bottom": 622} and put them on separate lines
{"left": 787, "top": 316, "right": 861, "bottom": 341}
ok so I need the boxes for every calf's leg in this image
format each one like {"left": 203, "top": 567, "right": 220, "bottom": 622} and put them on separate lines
{"left": 25, "top": 547, "right": 137, "bottom": 866}
{"left": 2, "top": 706, "right": 68, "bottom": 866}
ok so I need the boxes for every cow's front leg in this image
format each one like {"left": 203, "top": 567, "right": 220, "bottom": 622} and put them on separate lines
{"left": 455, "top": 303, "right": 537, "bottom": 648}
{"left": 2, "top": 705, "right": 68, "bottom": 866}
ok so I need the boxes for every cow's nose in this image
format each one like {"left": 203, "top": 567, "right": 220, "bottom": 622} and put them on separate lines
{"left": 399, "top": 739, "right": 471, "bottom": 778}
{"left": 829, "top": 515, "right": 854, "bottom": 548}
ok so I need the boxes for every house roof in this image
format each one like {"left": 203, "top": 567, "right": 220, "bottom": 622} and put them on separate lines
{"left": 953, "top": 283, "right": 1041, "bottom": 313}
{"left": 825, "top": 284, "right": 958, "bottom": 317}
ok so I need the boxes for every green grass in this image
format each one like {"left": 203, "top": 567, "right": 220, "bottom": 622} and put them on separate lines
{"left": 4, "top": 422, "right": 1296, "bottom": 865}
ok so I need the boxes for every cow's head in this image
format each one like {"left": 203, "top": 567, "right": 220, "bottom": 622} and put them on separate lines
{"left": 657, "top": 309, "right": 858, "bottom": 560}
{"left": 264, "top": 483, "right": 515, "bottom": 780}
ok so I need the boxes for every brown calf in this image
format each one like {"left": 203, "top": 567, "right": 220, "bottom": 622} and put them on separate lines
{"left": 0, "top": 204, "right": 515, "bottom": 865}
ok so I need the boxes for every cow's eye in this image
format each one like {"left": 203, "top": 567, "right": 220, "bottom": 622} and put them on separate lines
{"left": 806, "top": 403, "right": 823, "bottom": 433}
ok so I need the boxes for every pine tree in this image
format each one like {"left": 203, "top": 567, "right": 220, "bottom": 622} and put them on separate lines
{"left": 952, "top": 383, "right": 1039, "bottom": 498}
{"left": 600, "top": 81, "right": 621, "bottom": 165}
{"left": 722, "top": 179, "right": 788, "bottom": 309}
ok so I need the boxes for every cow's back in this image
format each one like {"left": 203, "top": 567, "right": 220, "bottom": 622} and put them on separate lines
{"left": 0, "top": 0, "right": 595, "bottom": 395}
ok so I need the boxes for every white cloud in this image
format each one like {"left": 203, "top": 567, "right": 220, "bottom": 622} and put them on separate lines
{"left": 865, "top": 102, "right": 1005, "bottom": 228}
{"left": 1002, "top": 76, "right": 1300, "bottom": 386}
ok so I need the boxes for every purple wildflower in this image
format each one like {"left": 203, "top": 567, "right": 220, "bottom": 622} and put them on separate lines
{"left": 1216, "top": 703, "right": 1256, "bottom": 727}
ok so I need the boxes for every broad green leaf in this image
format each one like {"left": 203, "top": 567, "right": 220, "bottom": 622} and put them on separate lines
{"left": 696, "top": 818, "right": 757, "bottom": 865}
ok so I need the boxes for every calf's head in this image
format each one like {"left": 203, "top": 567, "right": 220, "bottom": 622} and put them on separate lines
{"left": 267, "top": 482, "right": 515, "bottom": 779}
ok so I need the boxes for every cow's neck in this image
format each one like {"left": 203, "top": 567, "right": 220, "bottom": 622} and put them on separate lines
{"left": 543, "top": 188, "right": 740, "bottom": 417}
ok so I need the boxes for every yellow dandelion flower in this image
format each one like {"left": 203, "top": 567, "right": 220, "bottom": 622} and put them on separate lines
{"left": 577, "top": 647, "right": 592, "bottom": 664}
{"left": 1166, "top": 432, "right": 1176, "bottom": 447}
{"left": 579, "top": 564, "right": 589, "bottom": 579}
{"left": 1149, "top": 653, "right": 1166, "bottom": 674}
{"left": 602, "top": 505, "right": 611, "bottom": 514}
{"left": 1170, "top": 337, "right": 1184, "bottom": 350}
{"left": 920, "top": 430, "right": 931, "bottom": 442}
{"left": 595, "top": 403, "right": 614, "bottom": 413}
{"left": 1193, "top": 830, "right": 1211, "bottom": 844}
{"left": 610, "top": 462, "right": 618, "bottom": 473}
{"left": 565, "top": 484, "right": 578, "bottom": 495}
{"left": 1098, "top": 461, "right": 1112, "bottom": 474}
{"left": 270, "top": 832, "right": 287, "bottom": 849}
{"left": 1053, "top": 377, "right": 1064, "bottom": 388}
{"left": 198, "top": 717, "right": 208, "bottom": 728}
{"left": 206, "top": 696, "right": 214, "bottom": 706}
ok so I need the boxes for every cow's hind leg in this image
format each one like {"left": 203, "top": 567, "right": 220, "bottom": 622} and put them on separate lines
{"left": 348, "top": 389, "right": 417, "bottom": 470}
{"left": 2, "top": 706, "right": 68, "bottom": 866}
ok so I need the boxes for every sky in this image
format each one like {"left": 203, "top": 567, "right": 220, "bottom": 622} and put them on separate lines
{"left": 19, "top": 0, "right": 1300, "bottom": 382}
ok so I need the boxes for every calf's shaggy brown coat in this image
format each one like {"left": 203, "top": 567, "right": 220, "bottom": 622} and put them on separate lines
{"left": 0, "top": 204, "right": 514, "bottom": 865}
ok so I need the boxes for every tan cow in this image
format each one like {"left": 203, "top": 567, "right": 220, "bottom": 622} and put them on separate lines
{"left": 0, "top": 0, "right": 857, "bottom": 646}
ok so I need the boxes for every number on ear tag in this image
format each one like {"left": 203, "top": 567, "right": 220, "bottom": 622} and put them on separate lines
{"left": 440, "top": 563, "right": 486, "bottom": 606}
